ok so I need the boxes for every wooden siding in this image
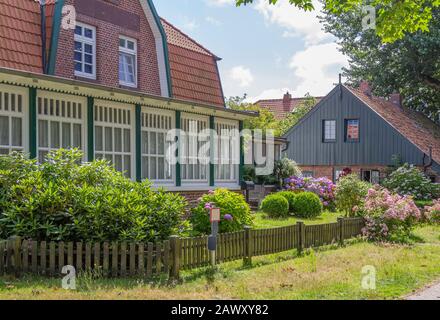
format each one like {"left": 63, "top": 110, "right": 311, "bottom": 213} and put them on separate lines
{"left": 283, "top": 86, "right": 426, "bottom": 167}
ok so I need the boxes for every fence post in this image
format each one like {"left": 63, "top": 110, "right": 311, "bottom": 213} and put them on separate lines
{"left": 243, "top": 226, "right": 253, "bottom": 267}
{"left": 338, "top": 217, "right": 345, "bottom": 246}
{"left": 296, "top": 222, "right": 305, "bottom": 255}
{"left": 169, "top": 235, "right": 181, "bottom": 281}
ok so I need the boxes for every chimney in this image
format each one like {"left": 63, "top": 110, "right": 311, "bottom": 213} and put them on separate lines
{"left": 359, "top": 81, "right": 372, "bottom": 97}
{"left": 283, "top": 91, "right": 292, "bottom": 112}
{"left": 390, "top": 93, "right": 402, "bottom": 108}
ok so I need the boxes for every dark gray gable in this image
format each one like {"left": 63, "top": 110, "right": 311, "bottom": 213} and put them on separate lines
{"left": 283, "top": 85, "right": 426, "bottom": 167}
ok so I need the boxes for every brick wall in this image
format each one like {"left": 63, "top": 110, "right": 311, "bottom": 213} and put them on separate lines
{"left": 55, "top": 0, "right": 162, "bottom": 96}
{"left": 299, "top": 165, "right": 390, "bottom": 181}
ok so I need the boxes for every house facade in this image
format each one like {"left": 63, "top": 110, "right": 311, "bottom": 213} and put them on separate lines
{"left": 0, "top": 0, "right": 255, "bottom": 200}
{"left": 283, "top": 82, "right": 440, "bottom": 183}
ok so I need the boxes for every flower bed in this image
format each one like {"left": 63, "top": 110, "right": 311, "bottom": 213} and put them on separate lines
{"left": 284, "top": 176, "right": 336, "bottom": 210}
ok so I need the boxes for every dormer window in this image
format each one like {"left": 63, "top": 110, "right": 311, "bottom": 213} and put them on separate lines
{"left": 119, "top": 36, "right": 137, "bottom": 88}
{"left": 74, "top": 23, "right": 96, "bottom": 79}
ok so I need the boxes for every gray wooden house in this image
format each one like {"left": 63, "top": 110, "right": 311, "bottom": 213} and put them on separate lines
{"left": 283, "top": 82, "right": 440, "bottom": 183}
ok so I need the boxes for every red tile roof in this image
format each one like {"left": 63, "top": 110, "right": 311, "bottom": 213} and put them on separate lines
{"left": 348, "top": 86, "right": 440, "bottom": 165}
{"left": 161, "top": 18, "right": 225, "bottom": 108}
{"left": 0, "top": 3, "right": 225, "bottom": 107}
{"left": 256, "top": 92, "right": 323, "bottom": 119}
{"left": 0, "top": 0, "right": 43, "bottom": 73}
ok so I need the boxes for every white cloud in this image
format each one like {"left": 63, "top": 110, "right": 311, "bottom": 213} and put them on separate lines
{"left": 229, "top": 66, "right": 254, "bottom": 88}
{"left": 289, "top": 42, "right": 348, "bottom": 96}
{"left": 182, "top": 18, "right": 199, "bottom": 32}
{"left": 248, "top": 88, "right": 293, "bottom": 102}
{"left": 205, "top": 16, "right": 222, "bottom": 26}
{"left": 205, "top": 0, "right": 235, "bottom": 7}
{"left": 254, "top": 0, "right": 333, "bottom": 46}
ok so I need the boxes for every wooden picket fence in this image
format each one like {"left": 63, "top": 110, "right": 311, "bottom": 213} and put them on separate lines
{"left": 0, "top": 217, "right": 365, "bottom": 279}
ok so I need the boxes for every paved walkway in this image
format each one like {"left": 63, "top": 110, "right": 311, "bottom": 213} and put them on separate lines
{"left": 407, "top": 281, "right": 440, "bottom": 300}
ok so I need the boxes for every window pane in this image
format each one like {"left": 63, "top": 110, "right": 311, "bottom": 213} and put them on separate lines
{"left": 158, "top": 133, "right": 164, "bottom": 155}
{"left": 149, "top": 157, "right": 157, "bottom": 180}
{"left": 84, "top": 64, "right": 93, "bottom": 74}
{"left": 105, "top": 127, "right": 113, "bottom": 151}
{"left": 149, "top": 132, "right": 156, "bottom": 154}
{"left": 124, "top": 129, "right": 131, "bottom": 152}
{"left": 127, "top": 41, "right": 134, "bottom": 50}
{"left": 158, "top": 158, "right": 165, "bottom": 180}
{"left": 74, "top": 41, "right": 82, "bottom": 51}
{"left": 346, "top": 120, "right": 359, "bottom": 141}
{"left": 84, "top": 28, "right": 93, "bottom": 38}
{"left": 84, "top": 44, "right": 93, "bottom": 54}
{"left": 62, "top": 123, "right": 71, "bottom": 148}
{"left": 142, "top": 132, "right": 148, "bottom": 154}
{"left": 119, "top": 38, "right": 126, "bottom": 48}
{"left": 11, "top": 117, "right": 22, "bottom": 147}
{"left": 38, "top": 120, "right": 48, "bottom": 148}
{"left": 50, "top": 121, "right": 60, "bottom": 148}
{"left": 73, "top": 124, "right": 82, "bottom": 148}
{"left": 74, "top": 52, "right": 82, "bottom": 62}
{"left": 0, "top": 116, "right": 9, "bottom": 145}
{"left": 142, "top": 157, "right": 149, "bottom": 180}
{"left": 74, "top": 26, "right": 82, "bottom": 35}
{"left": 124, "top": 155, "right": 131, "bottom": 177}
{"left": 95, "top": 126, "right": 103, "bottom": 151}
{"left": 114, "top": 128, "right": 122, "bottom": 152}
{"left": 75, "top": 63, "right": 82, "bottom": 72}
{"left": 85, "top": 54, "right": 92, "bottom": 64}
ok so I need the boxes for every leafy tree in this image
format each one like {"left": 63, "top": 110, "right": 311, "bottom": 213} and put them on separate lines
{"left": 321, "top": 7, "right": 440, "bottom": 122}
{"left": 236, "top": 0, "right": 440, "bottom": 43}
{"left": 227, "top": 95, "right": 279, "bottom": 133}
{"left": 278, "top": 93, "right": 317, "bottom": 136}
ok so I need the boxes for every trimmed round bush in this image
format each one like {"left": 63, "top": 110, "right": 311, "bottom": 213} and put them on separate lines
{"left": 291, "top": 192, "right": 323, "bottom": 218}
{"left": 261, "top": 194, "right": 289, "bottom": 218}
{"left": 278, "top": 191, "right": 297, "bottom": 213}
{"left": 191, "top": 189, "right": 252, "bottom": 234}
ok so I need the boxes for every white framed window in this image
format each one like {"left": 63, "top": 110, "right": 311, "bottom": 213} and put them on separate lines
{"left": 119, "top": 36, "right": 137, "bottom": 87}
{"left": 215, "top": 119, "right": 239, "bottom": 182}
{"left": 141, "top": 108, "right": 174, "bottom": 183}
{"left": 74, "top": 22, "right": 96, "bottom": 79}
{"left": 0, "top": 84, "right": 28, "bottom": 155}
{"left": 323, "top": 120, "right": 336, "bottom": 142}
{"left": 37, "top": 91, "right": 87, "bottom": 163}
{"left": 181, "top": 114, "right": 209, "bottom": 183}
{"left": 94, "top": 101, "right": 134, "bottom": 178}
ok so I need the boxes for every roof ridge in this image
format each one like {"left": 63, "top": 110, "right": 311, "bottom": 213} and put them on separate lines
{"left": 160, "top": 17, "right": 220, "bottom": 60}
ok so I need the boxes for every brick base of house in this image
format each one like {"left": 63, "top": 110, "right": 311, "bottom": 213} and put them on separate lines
{"left": 299, "top": 165, "right": 390, "bottom": 182}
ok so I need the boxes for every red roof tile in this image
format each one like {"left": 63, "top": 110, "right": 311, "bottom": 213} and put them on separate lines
{"left": 256, "top": 92, "right": 322, "bottom": 119}
{"left": 161, "top": 18, "right": 225, "bottom": 108}
{"left": 348, "top": 86, "right": 440, "bottom": 165}
{"left": 0, "top": 0, "right": 43, "bottom": 73}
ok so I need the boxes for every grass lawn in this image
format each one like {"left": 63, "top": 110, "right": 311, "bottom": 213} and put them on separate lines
{"left": 252, "top": 211, "right": 343, "bottom": 229}
{"left": 1, "top": 225, "right": 439, "bottom": 300}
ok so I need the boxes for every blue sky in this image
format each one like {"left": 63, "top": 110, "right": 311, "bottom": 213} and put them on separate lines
{"left": 154, "top": 0, "right": 348, "bottom": 102}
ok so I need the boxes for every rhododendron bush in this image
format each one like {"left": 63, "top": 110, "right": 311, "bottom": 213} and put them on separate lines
{"left": 285, "top": 176, "right": 336, "bottom": 210}
{"left": 425, "top": 200, "right": 440, "bottom": 224}
{"left": 357, "top": 187, "right": 422, "bottom": 243}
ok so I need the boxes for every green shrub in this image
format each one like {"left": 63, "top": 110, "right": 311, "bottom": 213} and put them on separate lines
{"left": 335, "top": 174, "right": 371, "bottom": 217}
{"left": 190, "top": 189, "right": 252, "bottom": 235}
{"left": 274, "top": 158, "right": 301, "bottom": 187}
{"left": 383, "top": 164, "right": 440, "bottom": 200}
{"left": 0, "top": 150, "right": 187, "bottom": 242}
{"left": 291, "top": 192, "right": 323, "bottom": 218}
{"left": 261, "top": 194, "right": 289, "bottom": 218}
{"left": 278, "top": 191, "right": 297, "bottom": 213}
{"left": 415, "top": 200, "right": 434, "bottom": 209}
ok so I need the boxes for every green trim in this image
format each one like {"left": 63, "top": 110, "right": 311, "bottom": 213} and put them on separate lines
{"left": 135, "top": 104, "right": 142, "bottom": 182}
{"left": 146, "top": 0, "right": 173, "bottom": 98}
{"left": 239, "top": 120, "right": 245, "bottom": 184}
{"left": 209, "top": 116, "right": 215, "bottom": 187}
{"left": 87, "top": 97, "right": 94, "bottom": 162}
{"left": 29, "top": 88, "right": 37, "bottom": 159}
{"left": 175, "top": 110, "right": 181, "bottom": 187}
{"left": 46, "top": 0, "right": 65, "bottom": 75}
